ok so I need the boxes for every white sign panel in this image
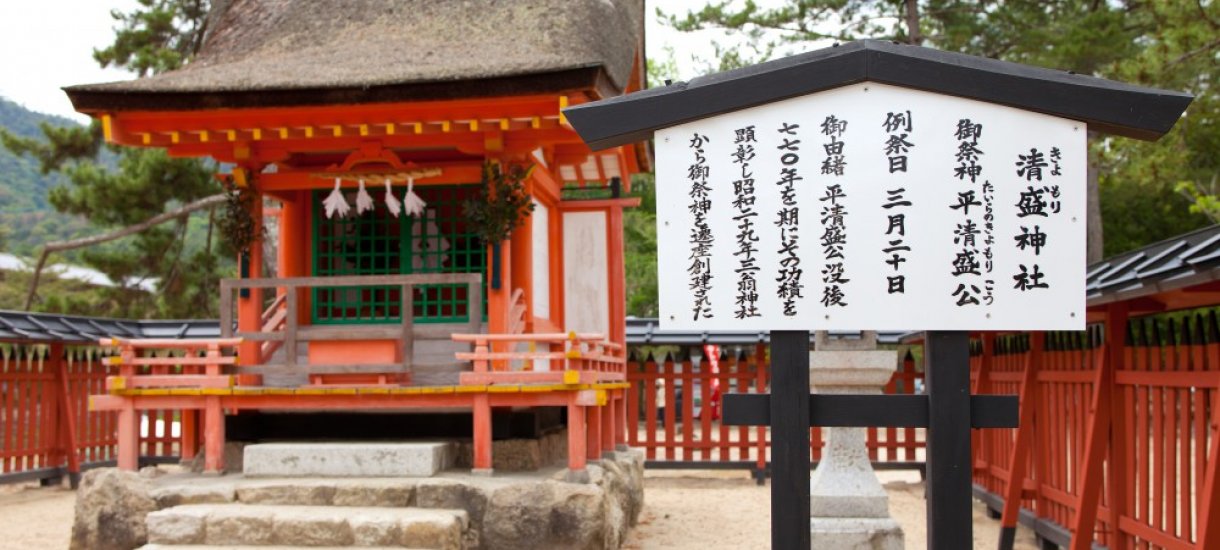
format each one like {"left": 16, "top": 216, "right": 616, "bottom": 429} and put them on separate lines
{"left": 655, "top": 82, "right": 1086, "bottom": 331}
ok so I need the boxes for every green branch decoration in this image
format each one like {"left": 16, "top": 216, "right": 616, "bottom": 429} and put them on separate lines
{"left": 464, "top": 161, "right": 536, "bottom": 289}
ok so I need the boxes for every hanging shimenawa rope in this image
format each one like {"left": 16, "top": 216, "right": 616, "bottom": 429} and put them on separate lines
{"left": 323, "top": 177, "right": 351, "bottom": 218}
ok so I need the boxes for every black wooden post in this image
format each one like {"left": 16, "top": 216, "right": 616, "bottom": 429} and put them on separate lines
{"left": 770, "top": 330, "right": 810, "bottom": 549}
{"left": 925, "top": 330, "right": 972, "bottom": 550}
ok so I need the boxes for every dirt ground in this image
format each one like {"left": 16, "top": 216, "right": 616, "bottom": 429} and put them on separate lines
{"left": 0, "top": 470, "right": 1039, "bottom": 549}
{"left": 622, "top": 469, "right": 1040, "bottom": 550}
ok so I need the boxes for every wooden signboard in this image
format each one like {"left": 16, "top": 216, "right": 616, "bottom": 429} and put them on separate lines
{"left": 654, "top": 82, "right": 1086, "bottom": 331}
{"left": 565, "top": 40, "right": 1191, "bottom": 550}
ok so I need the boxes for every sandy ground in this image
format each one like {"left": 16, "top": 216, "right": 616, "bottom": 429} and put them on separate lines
{"left": 0, "top": 482, "right": 75, "bottom": 550}
{"left": 0, "top": 470, "right": 1039, "bottom": 549}
{"left": 621, "top": 469, "right": 1041, "bottom": 550}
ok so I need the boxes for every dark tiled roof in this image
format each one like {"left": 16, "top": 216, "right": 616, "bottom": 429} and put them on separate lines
{"left": 565, "top": 39, "right": 1192, "bottom": 150}
{"left": 1086, "top": 224, "right": 1220, "bottom": 306}
{"left": 0, "top": 311, "right": 218, "bottom": 344}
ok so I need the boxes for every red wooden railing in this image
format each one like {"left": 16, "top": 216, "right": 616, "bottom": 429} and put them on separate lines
{"left": 0, "top": 341, "right": 179, "bottom": 486}
{"left": 625, "top": 343, "right": 925, "bottom": 477}
{"left": 971, "top": 313, "right": 1220, "bottom": 549}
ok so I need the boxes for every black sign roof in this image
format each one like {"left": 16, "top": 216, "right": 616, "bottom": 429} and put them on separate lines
{"left": 564, "top": 39, "right": 1192, "bottom": 150}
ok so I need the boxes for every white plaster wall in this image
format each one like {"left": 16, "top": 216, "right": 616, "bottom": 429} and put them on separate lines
{"left": 563, "top": 211, "right": 610, "bottom": 336}
{"left": 531, "top": 200, "right": 551, "bottom": 320}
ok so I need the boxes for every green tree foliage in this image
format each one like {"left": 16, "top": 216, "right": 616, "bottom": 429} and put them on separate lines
{"left": 625, "top": 173, "right": 659, "bottom": 317}
{"left": 659, "top": 0, "right": 1213, "bottom": 259}
{"left": 0, "top": 0, "right": 224, "bottom": 318}
{"left": 94, "top": 0, "right": 211, "bottom": 77}
{"left": 0, "top": 98, "right": 97, "bottom": 257}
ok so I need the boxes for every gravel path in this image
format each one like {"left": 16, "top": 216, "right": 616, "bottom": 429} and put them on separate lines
{"left": 0, "top": 470, "right": 1039, "bottom": 549}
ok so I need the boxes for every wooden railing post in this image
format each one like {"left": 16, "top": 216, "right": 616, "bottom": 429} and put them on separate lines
{"left": 284, "top": 285, "right": 298, "bottom": 367}
{"left": 1071, "top": 303, "right": 1125, "bottom": 549}
{"left": 401, "top": 283, "right": 414, "bottom": 372}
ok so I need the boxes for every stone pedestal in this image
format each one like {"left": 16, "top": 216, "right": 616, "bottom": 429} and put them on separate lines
{"left": 808, "top": 348, "right": 904, "bottom": 550}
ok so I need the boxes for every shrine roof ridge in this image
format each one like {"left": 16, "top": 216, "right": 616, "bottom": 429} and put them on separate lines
{"left": 563, "top": 39, "right": 1193, "bottom": 150}
{"left": 64, "top": 0, "right": 643, "bottom": 112}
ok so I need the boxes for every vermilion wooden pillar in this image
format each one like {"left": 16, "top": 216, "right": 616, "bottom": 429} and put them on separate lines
{"left": 51, "top": 343, "right": 81, "bottom": 485}
{"left": 203, "top": 396, "right": 224, "bottom": 473}
{"left": 1197, "top": 316, "right": 1220, "bottom": 548}
{"left": 1071, "top": 303, "right": 1125, "bottom": 549}
{"left": 587, "top": 402, "right": 602, "bottom": 461}
{"left": 999, "top": 331, "right": 1043, "bottom": 550}
{"left": 237, "top": 194, "right": 264, "bottom": 363}
{"left": 567, "top": 401, "right": 587, "bottom": 474}
{"left": 1106, "top": 304, "right": 1131, "bottom": 550}
{"left": 606, "top": 205, "right": 626, "bottom": 347}
{"left": 116, "top": 344, "right": 139, "bottom": 471}
{"left": 472, "top": 393, "right": 492, "bottom": 473}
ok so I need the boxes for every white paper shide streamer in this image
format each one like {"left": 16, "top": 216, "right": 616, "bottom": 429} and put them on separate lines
{"left": 322, "top": 177, "right": 351, "bottom": 218}
{"left": 383, "top": 177, "right": 402, "bottom": 217}
{"left": 355, "top": 178, "right": 375, "bottom": 214}
{"left": 403, "top": 176, "right": 427, "bottom": 216}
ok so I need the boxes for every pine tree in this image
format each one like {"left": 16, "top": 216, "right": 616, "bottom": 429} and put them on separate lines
{"left": 0, "top": 0, "right": 228, "bottom": 318}
{"left": 659, "top": 0, "right": 1213, "bottom": 259}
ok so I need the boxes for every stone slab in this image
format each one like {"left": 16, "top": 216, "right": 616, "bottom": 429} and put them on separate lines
{"left": 809, "top": 517, "right": 904, "bottom": 550}
{"left": 244, "top": 442, "right": 452, "bottom": 478}
{"left": 147, "top": 503, "right": 466, "bottom": 549}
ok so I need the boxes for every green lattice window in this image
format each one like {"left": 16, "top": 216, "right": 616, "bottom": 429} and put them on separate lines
{"left": 311, "top": 185, "right": 486, "bottom": 324}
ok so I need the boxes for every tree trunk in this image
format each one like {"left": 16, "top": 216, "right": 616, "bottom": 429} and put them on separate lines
{"left": 904, "top": 0, "right": 922, "bottom": 45}
{"left": 1086, "top": 134, "right": 1104, "bottom": 264}
{"left": 23, "top": 193, "right": 227, "bottom": 310}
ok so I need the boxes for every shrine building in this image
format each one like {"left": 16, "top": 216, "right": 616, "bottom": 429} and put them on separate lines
{"left": 65, "top": 0, "right": 645, "bottom": 476}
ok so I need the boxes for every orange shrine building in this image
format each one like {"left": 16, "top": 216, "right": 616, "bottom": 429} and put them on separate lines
{"left": 65, "top": 1, "right": 646, "bottom": 476}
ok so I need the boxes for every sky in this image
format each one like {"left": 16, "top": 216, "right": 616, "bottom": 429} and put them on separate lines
{"left": 0, "top": 0, "right": 796, "bottom": 124}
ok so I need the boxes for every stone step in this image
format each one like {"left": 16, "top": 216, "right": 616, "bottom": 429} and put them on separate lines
{"left": 146, "top": 503, "right": 468, "bottom": 549}
{"left": 244, "top": 442, "right": 453, "bottom": 478}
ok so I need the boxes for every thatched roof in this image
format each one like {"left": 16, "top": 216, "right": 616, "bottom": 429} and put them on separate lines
{"left": 66, "top": 0, "right": 643, "bottom": 111}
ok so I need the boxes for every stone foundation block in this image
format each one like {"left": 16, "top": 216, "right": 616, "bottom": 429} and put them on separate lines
{"left": 809, "top": 517, "right": 904, "bottom": 550}
{"left": 243, "top": 442, "right": 451, "bottom": 477}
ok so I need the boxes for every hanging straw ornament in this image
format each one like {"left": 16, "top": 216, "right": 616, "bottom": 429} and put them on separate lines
{"left": 355, "top": 178, "right": 375, "bottom": 214}
{"left": 403, "top": 176, "right": 427, "bottom": 216}
{"left": 322, "top": 177, "right": 351, "bottom": 218}
{"left": 383, "top": 176, "right": 402, "bottom": 217}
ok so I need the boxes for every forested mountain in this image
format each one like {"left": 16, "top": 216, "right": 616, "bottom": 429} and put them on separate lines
{"left": 0, "top": 97, "right": 93, "bottom": 257}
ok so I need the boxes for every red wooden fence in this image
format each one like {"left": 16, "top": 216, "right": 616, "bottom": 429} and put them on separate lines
{"left": 0, "top": 341, "right": 179, "bottom": 486}
{"left": 626, "top": 343, "right": 926, "bottom": 478}
{"left": 971, "top": 311, "right": 1220, "bottom": 549}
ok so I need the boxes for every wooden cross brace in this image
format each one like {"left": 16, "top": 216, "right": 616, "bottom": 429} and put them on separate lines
{"left": 722, "top": 393, "right": 1019, "bottom": 429}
